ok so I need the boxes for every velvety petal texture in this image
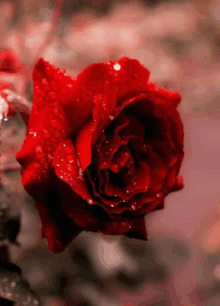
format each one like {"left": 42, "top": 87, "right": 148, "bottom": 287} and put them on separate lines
{"left": 16, "top": 57, "right": 184, "bottom": 253}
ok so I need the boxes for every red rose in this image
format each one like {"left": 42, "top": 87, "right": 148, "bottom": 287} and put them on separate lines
{"left": 0, "top": 49, "right": 22, "bottom": 74}
{"left": 16, "top": 57, "right": 184, "bottom": 253}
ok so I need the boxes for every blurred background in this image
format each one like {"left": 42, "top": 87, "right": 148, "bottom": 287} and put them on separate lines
{"left": 1, "top": 0, "right": 220, "bottom": 305}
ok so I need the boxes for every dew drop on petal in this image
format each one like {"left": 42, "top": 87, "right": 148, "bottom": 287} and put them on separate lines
{"left": 88, "top": 199, "right": 93, "bottom": 204}
{"left": 53, "top": 108, "right": 59, "bottom": 116}
{"left": 133, "top": 182, "right": 137, "bottom": 185}
{"left": 109, "top": 115, "right": 114, "bottom": 120}
{"left": 64, "top": 146, "right": 72, "bottom": 154}
{"left": 67, "top": 84, "right": 73, "bottom": 89}
{"left": 113, "top": 63, "right": 121, "bottom": 71}
{"left": 56, "top": 164, "right": 60, "bottom": 167}
{"left": 54, "top": 131, "right": 61, "bottom": 138}
{"left": 33, "top": 163, "right": 40, "bottom": 169}
{"left": 156, "top": 192, "right": 162, "bottom": 198}
{"left": 49, "top": 92, "right": 56, "bottom": 99}
{"left": 10, "top": 281, "right": 16, "bottom": 288}
{"left": 126, "top": 190, "right": 130, "bottom": 193}
{"left": 43, "top": 129, "right": 50, "bottom": 138}
{"left": 67, "top": 164, "right": 73, "bottom": 172}
{"left": 35, "top": 146, "right": 45, "bottom": 159}
{"left": 42, "top": 78, "right": 49, "bottom": 90}
{"left": 51, "top": 120, "right": 59, "bottom": 128}
{"left": 111, "top": 164, "right": 118, "bottom": 172}
{"left": 66, "top": 155, "right": 73, "bottom": 163}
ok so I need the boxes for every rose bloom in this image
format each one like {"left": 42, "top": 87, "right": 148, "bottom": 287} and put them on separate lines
{"left": 16, "top": 57, "right": 184, "bottom": 253}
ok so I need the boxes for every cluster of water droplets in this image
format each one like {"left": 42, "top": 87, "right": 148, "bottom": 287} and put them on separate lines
{"left": 0, "top": 92, "right": 9, "bottom": 123}
{"left": 0, "top": 273, "right": 40, "bottom": 306}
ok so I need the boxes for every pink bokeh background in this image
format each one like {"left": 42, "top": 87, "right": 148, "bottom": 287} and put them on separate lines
{"left": 1, "top": 0, "right": 220, "bottom": 305}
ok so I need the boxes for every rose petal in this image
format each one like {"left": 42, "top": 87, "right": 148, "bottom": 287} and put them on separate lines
{"left": 16, "top": 103, "right": 71, "bottom": 197}
{"left": 33, "top": 58, "right": 94, "bottom": 133}
{"left": 35, "top": 195, "right": 82, "bottom": 253}
{"left": 123, "top": 217, "right": 148, "bottom": 240}
{"left": 53, "top": 139, "right": 93, "bottom": 202}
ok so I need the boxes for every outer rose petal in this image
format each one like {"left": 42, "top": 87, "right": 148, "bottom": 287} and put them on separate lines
{"left": 32, "top": 58, "right": 93, "bottom": 132}
{"left": 52, "top": 139, "right": 92, "bottom": 202}
{"left": 74, "top": 57, "right": 150, "bottom": 171}
{"left": 123, "top": 217, "right": 148, "bottom": 240}
{"left": 36, "top": 199, "right": 82, "bottom": 253}
{"left": 16, "top": 102, "right": 71, "bottom": 198}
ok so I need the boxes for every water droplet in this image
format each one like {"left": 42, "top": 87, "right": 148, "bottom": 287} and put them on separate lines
{"left": 106, "top": 140, "right": 109, "bottom": 143}
{"left": 88, "top": 199, "right": 93, "bottom": 204}
{"left": 35, "top": 146, "right": 45, "bottom": 159}
{"left": 51, "top": 120, "right": 59, "bottom": 128}
{"left": 67, "top": 84, "right": 73, "bottom": 89}
{"left": 10, "top": 281, "right": 16, "bottom": 288}
{"left": 29, "top": 131, "right": 37, "bottom": 137}
{"left": 3, "top": 117, "right": 8, "bottom": 121}
{"left": 54, "top": 131, "right": 61, "bottom": 138}
{"left": 42, "top": 78, "right": 49, "bottom": 90}
{"left": 66, "top": 155, "right": 73, "bottom": 163}
{"left": 156, "top": 192, "right": 162, "bottom": 198}
{"left": 2, "top": 89, "right": 10, "bottom": 94}
{"left": 122, "top": 200, "right": 126, "bottom": 203}
{"left": 56, "top": 164, "right": 60, "bottom": 167}
{"left": 49, "top": 92, "right": 56, "bottom": 99}
{"left": 126, "top": 190, "right": 130, "bottom": 193}
{"left": 59, "top": 68, "right": 65, "bottom": 74}
{"left": 109, "top": 115, "right": 114, "bottom": 120}
{"left": 133, "top": 182, "right": 136, "bottom": 185}
{"left": 131, "top": 204, "right": 137, "bottom": 211}
{"left": 67, "top": 164, "right": 73, "bottom": 172}
{"left": 64, "top": 146, "right": 72, "bottom": 154}
{"left": 110, "top": 204, "right": 114, "bottom": 207}
{"left": 7, "top": 94, "right": 14, "bottom": 102}
{"left": 113, "top": 63, "right": 121, "bottom": 71}
{"left": 133, "top": 73, "right": 138, "bottom": 80}
{"left": 33, "top": 163, "right": 40, "bottom": 169}
{"left": 111, "top": 164, "right": 118, "bottom": 172}
{"left": 42, "top": 130, "right": 49, "bottom": 139}
{"left": 60, "top": 175, "right": 64, "bottom": 179}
